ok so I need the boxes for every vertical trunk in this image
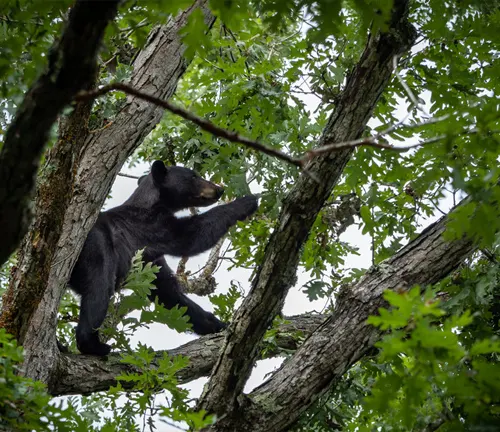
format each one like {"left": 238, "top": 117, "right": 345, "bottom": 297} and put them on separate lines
{"left": 0, "top": 0, "right": 120, "bottom": 266}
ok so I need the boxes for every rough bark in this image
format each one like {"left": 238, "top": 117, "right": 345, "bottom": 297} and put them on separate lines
{"left": 197, "top": 0, "right": 417, "bottom": 418}
{"left": 51, "top": 314, "right": 325, "bottom": 396}
{"left": 0, "top": 0, "right": 120, "bottom": 267}
{"left": 1, "top": 0, "right": 215, "bottom": 387}
{"left": 210, "top": 206, "right": 478, "bottom": 432}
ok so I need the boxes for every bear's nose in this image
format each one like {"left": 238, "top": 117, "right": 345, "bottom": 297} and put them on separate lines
{"left": 216, "top": 187, "right": 224, "bottom": 198}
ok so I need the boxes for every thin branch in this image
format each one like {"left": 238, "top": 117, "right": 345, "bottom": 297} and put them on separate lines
{"left": 308, "top": 117, "right": 474, "bottom": 158}
{"left": 392, "top": 55, "right": 426, "bottom": 113}
{"left": 74, "top": 83, "right": 483, "bottom": 175}
{"left": 117, "top": 172, "right": 140, "bottom": 180}
{"left": 75, "top": 83, "right": 305, "bottom": 169}
{"left": 223, "top": 24, "right": 251, "bottom": 75}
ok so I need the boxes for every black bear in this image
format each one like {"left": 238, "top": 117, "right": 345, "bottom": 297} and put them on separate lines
{"left": 69, "top": 160, "right": 258, "bottom": 356}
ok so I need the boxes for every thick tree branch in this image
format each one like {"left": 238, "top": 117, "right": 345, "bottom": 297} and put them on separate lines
{"left": 51, "top": 314, "right": 325, "bottom": 396}
{"left": 197, "top": 0, "right": 417, "bottom": 419}
{"left": 210, "top": 200, "right": 480, "bottom": 432}
{"left": 0, "top": 0, "right": 120, "bottom": 267}
{"left": 2, "top": 0, "right": 216, "bottom": 387}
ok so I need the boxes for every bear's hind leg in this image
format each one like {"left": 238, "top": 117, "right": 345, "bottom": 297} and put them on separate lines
{"left": 76, "top": 284, "right": 112, "bottom": 356}
{"left": 150, "top": 257, "right": 227, "bottom": 335}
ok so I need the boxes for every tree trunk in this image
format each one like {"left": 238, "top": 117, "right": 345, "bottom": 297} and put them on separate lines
{"left": 0, "top": 0, "right": 215, "bottom": 387}
{"left": 212, "top": 207, "right": 477, "bottom": 432}
{"left": 197, "top": 0, "right": 417, "bottom": 419}
{"left": 0, "top": 0, "right": 119, "bottom": 266}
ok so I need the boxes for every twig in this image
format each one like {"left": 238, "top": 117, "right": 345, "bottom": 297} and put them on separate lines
{"left": 392, "top": 55, "right": 426, "bottom": 114}
{"left": 75, "top": 83, "right": 305, "bottom": 169}
{"left": 308, "top": 133, "right": 440, "bottom": 157}
{"left": 481, "top": 248, "right": 498, "bottom": 264}
{"left": 203, "top": 57, "right": 225, "bottom": 72}
{"left": 223, "top": 24, "right": 251, "bottom": 76}
{"left": 121, "top": 18, "right": 149, "bottom": 37}
{"left": 118, "top": 172, "right": 140, "bottom": 180}
{"left": 309, "top": 115, "right": 465, "bottom": 158}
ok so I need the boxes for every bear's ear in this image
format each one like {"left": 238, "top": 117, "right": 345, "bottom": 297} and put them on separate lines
{"left": 137, "top": 175, "right": 147, "bottom": 185}
{"left": 151, "top": 160, "right": 168, "bottom": 185}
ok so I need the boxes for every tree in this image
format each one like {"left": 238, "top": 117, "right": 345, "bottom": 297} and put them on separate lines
{"left": 0, "top": 0, "right": 499, "bottom": 431}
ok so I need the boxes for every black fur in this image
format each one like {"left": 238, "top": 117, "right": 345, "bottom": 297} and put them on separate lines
{"left": 69, "top": 161, "right": 258, "bottom": 356}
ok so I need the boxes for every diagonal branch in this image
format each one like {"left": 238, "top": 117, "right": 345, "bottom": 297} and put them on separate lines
{"left": 75, "top": 82, "right": 305, "bottom": 169}
{"left": 0, "top": 0, "right": 120, "bottom": 267}
{"left": 74, "top": 82, "right": 472, "bottom": 174}
{"left": 196, "top": 0, "right": 417, "bottom": 420}
{"left": 51, "top": 314, "right": 325, "bottom": 396}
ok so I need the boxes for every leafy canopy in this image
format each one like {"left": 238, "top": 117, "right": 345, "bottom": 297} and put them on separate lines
{"left": 1, "top": 0, "right": 499, "bottom": 430}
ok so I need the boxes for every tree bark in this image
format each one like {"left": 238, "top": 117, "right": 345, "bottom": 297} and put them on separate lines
{"left": 0, "top": 0, "right": 215, "bottom": 387}
{"left": 51, "top": 314, "right": 325, "bottom": 396}
{"left": 197, "top": 0, "right": 417, "bottom": 418}
{"left": 0, "top": 0, "right": 120, "bottom": 266}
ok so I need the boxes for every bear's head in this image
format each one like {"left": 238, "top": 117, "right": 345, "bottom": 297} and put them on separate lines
{"left": 129, "top": 161, "right": 224, "bottom": 211}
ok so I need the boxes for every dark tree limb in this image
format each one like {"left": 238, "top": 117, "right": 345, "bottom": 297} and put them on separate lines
{"left": 74, "top": 81, "right": 466, "bottom": 173}
{"left": 75, "top": 82, "right": 305, "bottom": 169}
{"left": 0, "top": 0, "right": 120, "bottom": 267}
{"left": 197, "top": 0, "right": 417, "bottom": 419}
{"left": 0, "top": 94, "right": 95, "bottom": 345}
{"left": 1, "top": 0, "right": 215, "bottom": 387}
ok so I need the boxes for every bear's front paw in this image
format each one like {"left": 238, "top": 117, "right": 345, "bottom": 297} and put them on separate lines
{"left": 234, "top": 195, "right": 258, "bottom": 220}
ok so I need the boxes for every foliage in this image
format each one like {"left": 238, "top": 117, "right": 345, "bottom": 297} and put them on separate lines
{"left": 209, "top": 280, "right": 243, "bottom": 323}
{"left": 1, "top": 0, "right": 500, "bottom": 430}
{"left": 0, "top": 328, "right": 98, "bottom": 431}
{"left": 356, "top": 285, "right": 500, "bottom": 431}
{"left": 101, "top": 249, "right": 193, "bottom": 350}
